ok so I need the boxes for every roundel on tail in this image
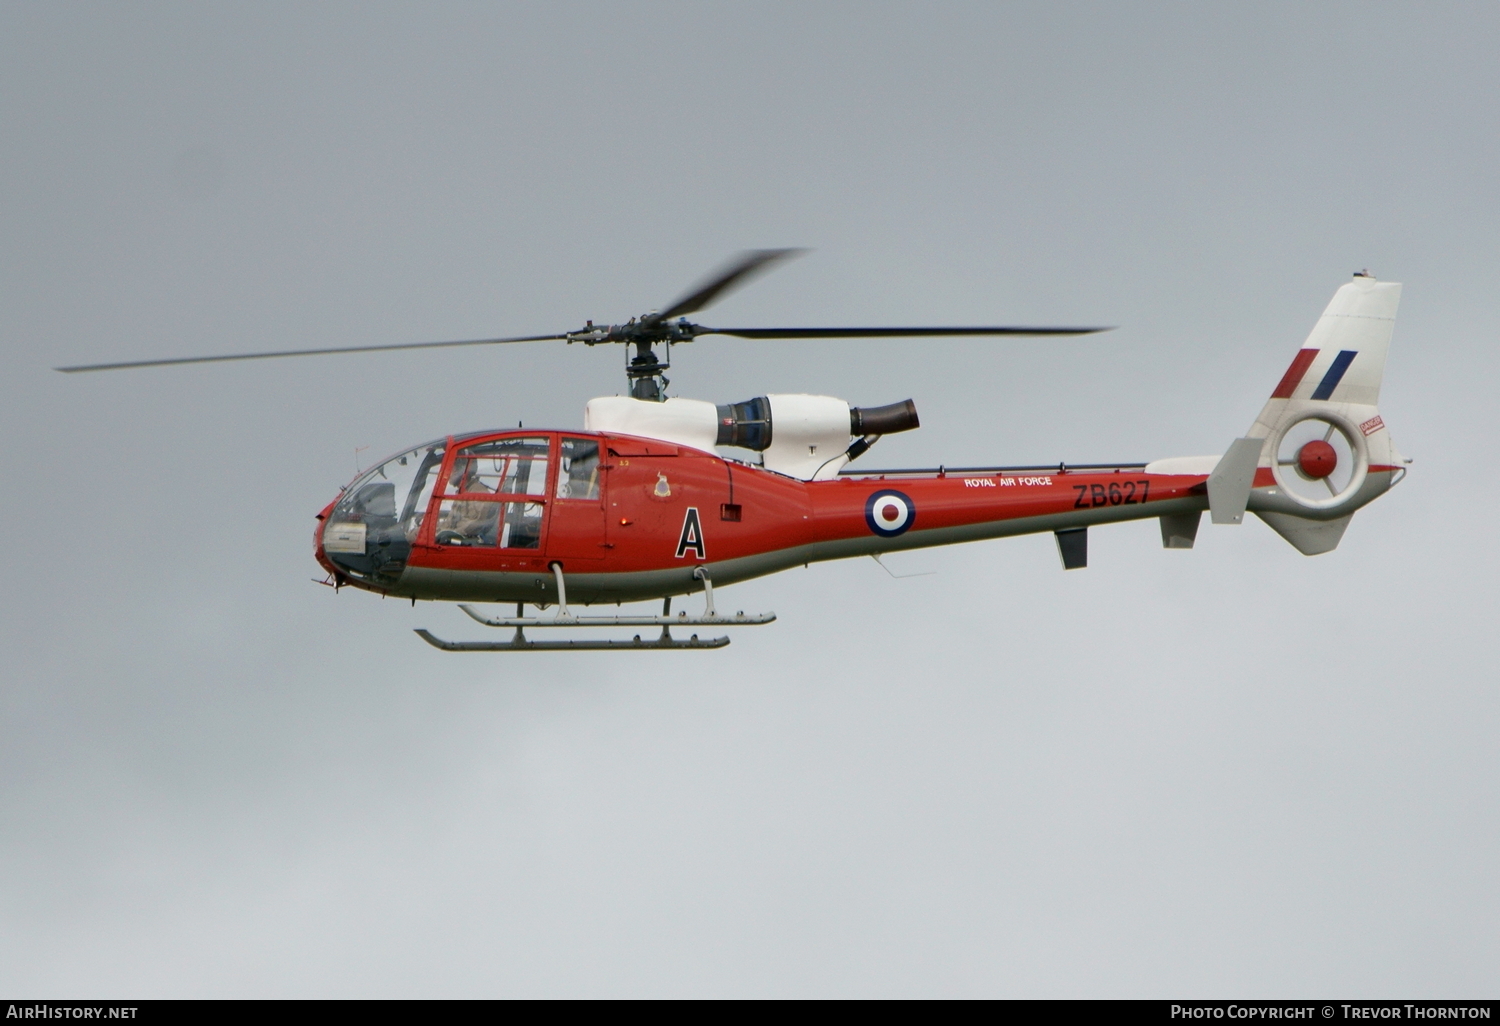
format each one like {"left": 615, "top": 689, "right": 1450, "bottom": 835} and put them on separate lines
{"left": 865, "top": 490, "right": 915, "bottom": 537}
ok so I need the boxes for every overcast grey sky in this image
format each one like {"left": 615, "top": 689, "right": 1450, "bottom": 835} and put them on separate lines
{"left": 2, "top": 1, "right": 1497, "bottom": 997}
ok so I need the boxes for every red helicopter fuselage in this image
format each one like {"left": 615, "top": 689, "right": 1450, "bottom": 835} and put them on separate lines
{"left": 314, "top": 428, "right": 1222, "bottom": 607}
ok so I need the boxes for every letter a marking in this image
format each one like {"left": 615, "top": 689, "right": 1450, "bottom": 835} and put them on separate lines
{"left": 675, "top": 506, "right": 706, "bottom": 559}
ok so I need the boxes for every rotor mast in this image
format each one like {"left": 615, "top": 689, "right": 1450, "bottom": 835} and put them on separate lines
{"left": 624, "top": 316, "right": 674, "bottom": 402}
{"left": 627, "top": 338, "right": 668, "bottom": 401}
{"left": 568, "top": 313, "right": 698, "bottom": 401}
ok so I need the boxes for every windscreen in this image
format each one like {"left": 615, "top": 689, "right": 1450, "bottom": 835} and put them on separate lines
{"left": 324, "top": 439, "right": 446, "bottom": 584}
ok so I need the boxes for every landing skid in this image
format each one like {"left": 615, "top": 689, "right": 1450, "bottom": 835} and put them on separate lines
{"left": 456, "top": 605, "right": 775, "bottom": 628}
{"left": 414, "top": 629, "right": 730, "bottom": 652}
{"left": 414, "top": 565, "right": 773, "bottom": 652}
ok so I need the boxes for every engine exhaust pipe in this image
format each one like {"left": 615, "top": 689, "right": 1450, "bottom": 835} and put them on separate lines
{"left": 850, "top": 399, "right": 919, "bottom": 436}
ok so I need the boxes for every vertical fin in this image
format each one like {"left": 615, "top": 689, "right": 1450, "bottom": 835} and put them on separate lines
{"left": 1159, "top": 512, "right": 1201, "bottom": 549}
{"left": 1054, "top": 527, "right": 1087, "bottom": 570}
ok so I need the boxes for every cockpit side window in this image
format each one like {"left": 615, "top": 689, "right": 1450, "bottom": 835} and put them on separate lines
{"left": 401, "top": 446, "right": 446, "bottom": 541}
{"left": 557, "top": 437, "right": 601, "bottom": 500}
{"left": 434, "top": 436, "right": 550, "bottom": 548}
{"left": 446, "top": 436, "right": 550, "bottom": 496}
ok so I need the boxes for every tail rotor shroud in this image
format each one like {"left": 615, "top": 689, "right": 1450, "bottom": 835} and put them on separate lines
{"left": 1269, "top": 411, "right": 1369, "bottom": 511}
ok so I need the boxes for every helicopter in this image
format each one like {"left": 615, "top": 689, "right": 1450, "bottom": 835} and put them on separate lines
{"left": 58, "top": 251, "right": 1408, "bottom": 651}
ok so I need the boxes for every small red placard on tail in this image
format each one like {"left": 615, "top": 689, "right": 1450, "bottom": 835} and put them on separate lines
{"left": 1360, "top": 415, "right": 1385, "bottom": 436}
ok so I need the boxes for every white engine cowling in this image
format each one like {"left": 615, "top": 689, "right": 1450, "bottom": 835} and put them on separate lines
{"left": 583, "top": 396, "right": 720, "bottom": 453}
{"left": 584, "top": 394, "right": 855, "bottom": 481}
{"left": 759, "top": 394, "right": 854, "bottom": 480}
{"left": 584, "top": 393, "right": 917, "bottom": 481}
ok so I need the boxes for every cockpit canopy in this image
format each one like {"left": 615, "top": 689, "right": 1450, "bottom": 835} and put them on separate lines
{"left": 323, "top": 438, "right": 447, "bottom": 584}
{"left": 320, "top": 431, "right": 605, "bottom": 587}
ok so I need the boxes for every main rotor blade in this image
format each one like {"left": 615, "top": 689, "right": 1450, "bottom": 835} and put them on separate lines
{"left": 54, "top": 333, "right": 568, "bottom": 373}
{"left": 655, "top": 248, "right": 805, "bottom": 322}
{"left": 700, "top": 325, "right": 1113, "bottom": 339}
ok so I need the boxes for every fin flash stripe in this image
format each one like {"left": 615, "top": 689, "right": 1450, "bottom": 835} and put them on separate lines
{"left": 1271, "top": 348, "right": 1358, "bottom": 401}
{"left": 1272, "top": 349, "right": 1319, "bottom": 398}
{"left": 1311, "top": 350, "right": 1358, "bottom": 401}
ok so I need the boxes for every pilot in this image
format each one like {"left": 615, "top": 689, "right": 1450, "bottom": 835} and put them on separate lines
{"left": 439, "top": 459, "right": 499, "bottom": 545}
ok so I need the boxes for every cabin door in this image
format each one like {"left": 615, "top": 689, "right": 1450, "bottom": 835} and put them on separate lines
{"left": 545, "top": 436, "right": 608, "bottom": 566}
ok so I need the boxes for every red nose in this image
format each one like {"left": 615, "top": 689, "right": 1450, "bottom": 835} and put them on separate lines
{"left": 1298, "top": 439, "right": 1338, "bottom": 479}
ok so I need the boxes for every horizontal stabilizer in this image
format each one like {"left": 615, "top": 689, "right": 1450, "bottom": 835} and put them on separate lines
{"left": 1208, "top": 437, "right": 1264, "bottom": 525}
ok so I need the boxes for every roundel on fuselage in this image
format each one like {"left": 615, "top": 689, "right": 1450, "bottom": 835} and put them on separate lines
{"left": 865, "top": 489, "right": 915, "bottom": 537}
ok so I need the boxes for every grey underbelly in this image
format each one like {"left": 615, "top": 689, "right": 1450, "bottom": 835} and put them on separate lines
{"left": 389, "top": 493, "right": 1214, "bottom": 605}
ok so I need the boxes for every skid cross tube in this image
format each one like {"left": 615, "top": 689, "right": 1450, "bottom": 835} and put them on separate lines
{"left": 451, "top": 567, "right": 771, "bottom": 630}
{"left": 550, "top": 561, "right": 574, "bottom": 619}
{"left": 693, "top": 566, "right": 717, "bottom": 616}
{"left": 415, "top": 573, "right": 774, "bottom": 651}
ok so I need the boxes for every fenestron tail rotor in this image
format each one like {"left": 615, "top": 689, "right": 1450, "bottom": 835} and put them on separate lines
{"left": 1273, "top": 415, "right": 1361, "bottom": 506}
{"left": 54, "top": 250, "right": 1113, "bottom": 398}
